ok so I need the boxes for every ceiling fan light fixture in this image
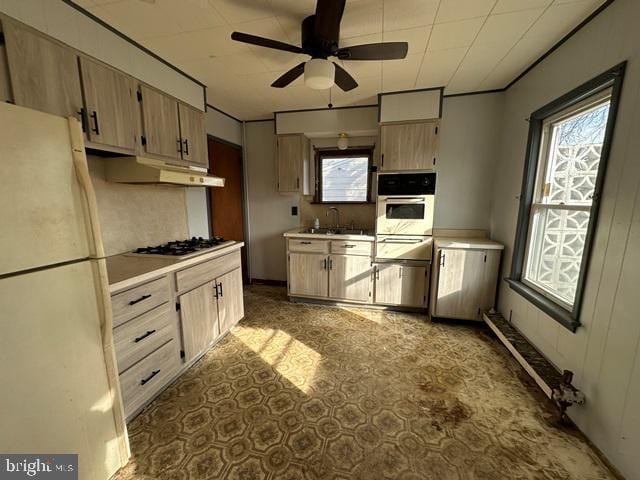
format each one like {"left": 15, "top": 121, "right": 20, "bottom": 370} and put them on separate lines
{"left": 304, "top": 58, "right": 335, "bottom": 90}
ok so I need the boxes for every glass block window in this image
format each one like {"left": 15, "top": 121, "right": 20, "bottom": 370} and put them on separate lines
{"left": 523, "top": 93, "right": 611, "bottom": 308}
{"left": 318, "top": 149, "right": 372, "bottom": 203}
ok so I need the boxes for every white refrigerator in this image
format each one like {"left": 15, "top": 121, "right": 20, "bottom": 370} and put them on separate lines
{"left": 0, "top": 102, "right": 129, "bottom": 479}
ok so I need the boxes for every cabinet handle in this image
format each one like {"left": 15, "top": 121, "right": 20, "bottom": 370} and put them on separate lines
{"left": 90, "top": 111, "right": 100, "bottom": 135}
{"left": 323, "top": 258, "right": 327, "bottom": 270}
{"left": 440, "top": 254, "right": 446, "bottom": 268}
{"left": 140, "top": 369, "right": 160, "bottom": 386}
{"left": 329, "top": 258, "right": 333, "bottom": 270}
{"left": 177, "top": 139, "right": 183, "bottom": 154}
{"left": 218, "top": 282, "right": 223, "bottom": 297}
{"left": 77, "top": 108, "right": 86, "bottom": 132}
{"left": 375, "top": 266, "right": 380, "bottom": 280}
{"left": 381, "top": 154, "right": 384, "bottom": 167}
{"left": 183, "top": 139, "right": 189, "bottom": 155}
{"left": 134, "top": 330, "right": 156, "bottom": 343}
{"left": 399, "top": 267, "right": 403, "bottom": 278}
{"left": 343, "top": 244, "right": 355, "bottom": 248}
{"left": 129, "top": 294, "right": 151, "bottom": 306}
{"left": 300, "top": 241, "right": 312, "bottom": 245}
{"left": 296, "top": 177, "right": 300, "bottom": 189}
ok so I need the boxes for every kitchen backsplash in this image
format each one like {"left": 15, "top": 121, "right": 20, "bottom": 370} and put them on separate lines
{"left": 88, "top": 156, "right": 189, "bottom": 256}
{"left": 299, "top": 196, "right": 376, "bottom": 230}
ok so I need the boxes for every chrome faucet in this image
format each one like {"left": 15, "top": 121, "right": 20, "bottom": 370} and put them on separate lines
{"left": 326, "top": 207, "right": 340, "bottom": 229}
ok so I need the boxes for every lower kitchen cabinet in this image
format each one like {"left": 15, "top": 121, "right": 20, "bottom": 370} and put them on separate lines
{"left": 288, "top": 252, "right": 329, "bottom": 298}
{"left": 430, "top": 238, "right": 503, "bottom": 320}
{"left": 374, "top": 263, "right": 429, "bottom": 307}
{"left": 179, "top": 281, "right": 219, "bottom": 363}
{"left": 329, "top": 255, "right": 373, "bottom": 303}
{"left": 217, "top": 267, "right": 244, "bottom": 334}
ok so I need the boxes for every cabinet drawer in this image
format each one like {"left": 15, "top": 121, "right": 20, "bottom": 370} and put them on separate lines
{"left": 112, "top": 276, "right": 171, "bottom": 327}
{"left": 176, "top": 250, "right": 241, "bottom": 293}
{"left": 113, "top": 302, "right": 175, "bottom": 373}
{"left": 288, "top": 238, "right": 329, "bottom": 253}
{"left": 119, "top": 338, "right": 180, "bottom": 419}
{"left": 330, "top": 240, "right": 372, "bottom": 256}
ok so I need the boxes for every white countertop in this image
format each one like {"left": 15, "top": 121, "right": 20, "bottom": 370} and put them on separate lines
{"left": 107, "top": 241, "right": 244, "bottom": 293}
{"left": 434, "top": 237, "right": 504, "bottom": 250}
{"left": 284, "top": 227, "right": 375, "bottom": 242}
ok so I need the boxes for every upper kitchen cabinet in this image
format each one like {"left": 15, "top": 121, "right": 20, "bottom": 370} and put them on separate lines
{"left": 178, "top": 102, "right": 207, "bottom": 168}
{"left": 139, "top": 85, "right": 207, "bottom": 168}
{"left": 2, "top": 20, "right": 83, "bottom": 120}
{"left": 139, "top": 84, "right": 182, "bottom": 163}
{"left": 79, "top": 57, "right": 138, "bottom": 153}
{"left": 277, "top": 134, "right": 309, "bottom": 193}
{"left": 430, "top": 238, "right": 504, "bottom": 321}
{"left": 380, "top": 120, "right": 440, "bottom": 172}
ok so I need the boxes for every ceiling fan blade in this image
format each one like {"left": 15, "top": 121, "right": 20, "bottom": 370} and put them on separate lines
{"left": 271, "top": 62, "right": 307, "bottom": 88}
{"left": 333, "top": 63, "right": 358, "bottom": 92}
{"left": 231, "top": 32, "right": 304, "bottom": 54}
{"left": 314, "top": 0, "right": 346, "bottom": 41}
{"left": 337, "top": 42, "right": 409, "bottom": 61}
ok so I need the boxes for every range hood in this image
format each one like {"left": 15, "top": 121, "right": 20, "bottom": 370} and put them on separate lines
{"left": 105, "top": 156, "right": 225, "bottom": 187}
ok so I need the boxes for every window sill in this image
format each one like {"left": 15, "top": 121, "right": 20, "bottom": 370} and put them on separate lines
{"left": 505, "top": 278, "right": 580, "bottom": 333}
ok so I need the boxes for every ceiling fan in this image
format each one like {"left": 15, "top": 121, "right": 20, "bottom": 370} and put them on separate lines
{"left": 230, "top": 0, "right": 408, "bottom": 92}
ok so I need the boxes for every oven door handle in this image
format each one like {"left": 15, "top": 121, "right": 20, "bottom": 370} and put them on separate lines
{"left": 379, "top": 238, "right": 425, "bottom": 244}
{"left": 383, "top": 197, "right": 426, "bottom": 203}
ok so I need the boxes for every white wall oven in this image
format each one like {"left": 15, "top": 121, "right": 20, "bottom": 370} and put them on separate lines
{"left": 376, "top": 173, "right": 436, "bottom": 236}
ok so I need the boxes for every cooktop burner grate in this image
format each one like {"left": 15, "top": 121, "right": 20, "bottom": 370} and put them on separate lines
{"left": 132, "top": 237, "right": 226, "bottom": 256}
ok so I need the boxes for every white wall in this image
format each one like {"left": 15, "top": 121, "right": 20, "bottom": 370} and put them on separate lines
{"left": 0, "top": 0, "right": 204, "bottom": 109}
{"left": 436, "top": 93, "right": 504, "bottom": 230}
{"left": 245, "top": 120, "right": 299, "bottom": 281}
{"left": 186, "top": 106, "right": 244, "bottom": 238}
{"left": 489, "top": 1, "right": 640, "bottom": 477}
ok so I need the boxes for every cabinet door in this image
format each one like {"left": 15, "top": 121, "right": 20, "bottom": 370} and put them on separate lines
{"left": 4, "top": 21, "right": 83, "bottom": 119}
{"left": 139, "top": 84, "right": 181, "bottom": 161}
{"left": 79, "top": 57, "right": 137, "bottom": 151}
{"left": 434, "top": 248, "right": 486, "bottom": 320}
{"left": 217, "top": 267, "right": 244, "bottom": 334}
{"left": 178, "top": 103, "right": 207, "bottom": 167}
{"left": 329, "top": 255, "right": 373, "bottom": 303}
{"left": 288, "top": 253, "right": 328, "bottom": 298}
{"left": 375, "top": 264, "right": 428, "bottom": 307}
{"left": 380, "top": 121, "right": 439, "bottom": 171}
{"left": 277, "top": 135, "right": 303, "bottom": 192}
{"left": 179, "top": 282, "right": 219, "bottom": 363}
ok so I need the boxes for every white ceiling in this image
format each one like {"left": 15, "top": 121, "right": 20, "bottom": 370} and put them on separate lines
{"left": 73, "top": 0, "right": 606, "bottom": 120}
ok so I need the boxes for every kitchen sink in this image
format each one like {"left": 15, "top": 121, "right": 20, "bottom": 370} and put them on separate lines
{"left": 302, "top": 227, "right": 367, "bottom": 236}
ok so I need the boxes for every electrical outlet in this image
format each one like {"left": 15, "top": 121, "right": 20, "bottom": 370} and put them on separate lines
{"left": 291, "top": 206, "right": 298, "bottom": 216}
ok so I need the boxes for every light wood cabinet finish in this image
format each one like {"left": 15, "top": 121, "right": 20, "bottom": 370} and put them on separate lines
{"left": 3, "top": 20, "right": 83, "bottom": 120}
{"left": 178, "top": 102, "right": 207, "bottom": 167}
{"left": 380, "top": 120, "right": 439, "bottom": 171}
{"left": 288, "top": 238, "right": 330, "bottom": 254}
{"left": 79, "top": 57, "right": 137, "bottom": 151}
{"left": 374, "top": 263, "right": 428, "bottom": 307}
{"left": 175, "top": 250, "right": 241, "bottom": 293}
{"left": 139, "top": 84, "right": 181, "bottom": 162}
{"left": 288, "top": 253, "right": 329, "bottom": 298}
{"left": 329, "top": 255, "right": 373, "bottom": 303}
{"left": 277, "top": 134, "right": 307, "bottom": 192}
{"left": 217, "top": 267, "right": 244, "bottom": 334}
{"left": 330, "top": 240, "right": 373, "bottom": 256}
{"left": 179, "top": 282, "right": 219, "bottom": 364}
{"left": 431, "top": 247, "right": 501, "bottom": 320}
{"left": 119, "top": 338, "right": 181, "bottom": 418}
{"left": 111, "top": 276, "right": 171, "bottom": 328}
{"left": 113, "top": 302, "right": 174, "bottom": 373}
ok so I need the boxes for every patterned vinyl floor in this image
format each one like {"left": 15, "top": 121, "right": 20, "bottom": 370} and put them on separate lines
{"left": 116, "top": 285, "right": 614, "bottom": 480}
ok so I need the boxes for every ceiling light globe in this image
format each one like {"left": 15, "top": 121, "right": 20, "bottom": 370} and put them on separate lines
{"left": 337, "top": 133, "right": 349, "bottom": 150}
{"left": 304, "top": 59, "right": 335, "bottom": 90}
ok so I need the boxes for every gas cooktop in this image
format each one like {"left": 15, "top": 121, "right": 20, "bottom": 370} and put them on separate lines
{"left": 127, "top": 237, "right": 232, "bottom": 259}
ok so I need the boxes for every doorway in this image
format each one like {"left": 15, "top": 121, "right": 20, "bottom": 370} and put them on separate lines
{"left": 207, "top": 136, "right": 248, "bottom": 283}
